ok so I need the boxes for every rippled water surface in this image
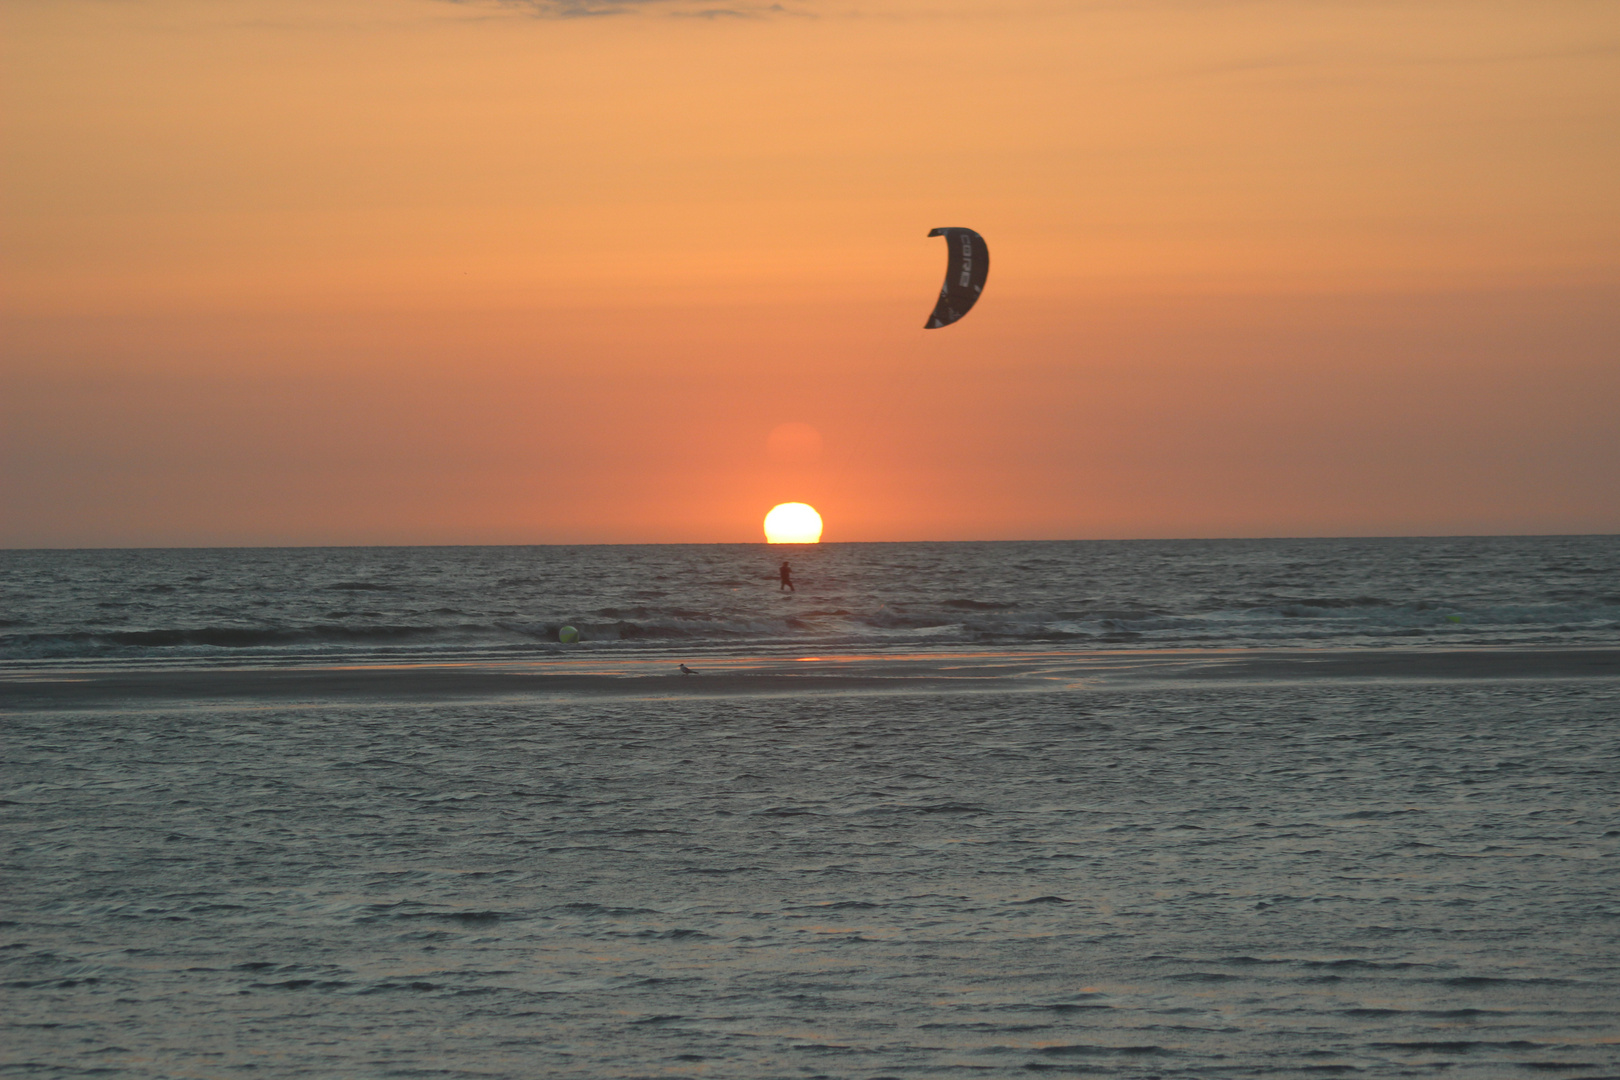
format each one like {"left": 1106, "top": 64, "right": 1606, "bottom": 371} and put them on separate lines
{"left": 4, "top": 536, "right": 1618, "bottom": 665}
{"left": 6, "top": 680, "right": 1619, "bottom": 1078}
{"left": 4, "top": 540, "right": 1618, "bottom": 1077}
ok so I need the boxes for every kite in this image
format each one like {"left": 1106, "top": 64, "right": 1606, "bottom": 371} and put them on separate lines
{"left": 924, "top": 227, "right": 988, "bottom": 329}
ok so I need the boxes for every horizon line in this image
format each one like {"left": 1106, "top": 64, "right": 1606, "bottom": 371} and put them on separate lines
{"left": 4, "top": 532, "right": 1615, "bottom": 553}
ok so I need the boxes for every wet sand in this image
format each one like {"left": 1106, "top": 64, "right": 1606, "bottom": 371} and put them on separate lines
{"left": 5, "top": 647, "right": 1618, "bottom": 711}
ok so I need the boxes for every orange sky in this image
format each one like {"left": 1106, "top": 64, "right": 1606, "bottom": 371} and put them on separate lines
{"left": 3, "top": 0, "right": 1617, "bottom": 545}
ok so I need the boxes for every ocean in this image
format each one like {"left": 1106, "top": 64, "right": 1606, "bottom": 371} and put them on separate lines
{"left": 5, "top": 536, "right": 1619, "bottom": 666}
{"left": 3, "top": 537, "right": 1619, "bottom": 1078}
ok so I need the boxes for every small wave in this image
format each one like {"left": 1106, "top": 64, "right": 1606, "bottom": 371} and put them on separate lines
{"left": 1254, "top": 595, "right": 1394, "bottom": 610}
{"left": 1033, "top": 1002, "right": 1113, "bottom": 1012}
{"left": 1, "top": 623, "right": 484, "bottom": 655}
{"left": 1034, "top": 1043, "right": 1165, "bottom": 1057}
{"left": 1435, "top": 975, "right": 1578, "bottom": 987}
{"left": 1342, "top": 1007, "right": 1497, "bottom": 1018}
{"left": 354, "top": 980, "right": 443, "bottom": 993}
{"left": 1369, "top": 1041, "right": 1545, "bottom": 1052}
{"left": 556, "top": 904, "right": 660, "bottom": 916}
{"left": 251, "top": 979, "right": 352, "bottom": 992}
{"left": 356, "top": 908, "right": 507, "bottom": 925}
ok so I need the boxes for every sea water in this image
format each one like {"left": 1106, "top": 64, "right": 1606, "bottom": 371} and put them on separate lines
{"left": 3, "top": 538, "right": 1619, "bottom": 1079}
{"left": 4, "top": 536, "right": 1618, "bottom": 666}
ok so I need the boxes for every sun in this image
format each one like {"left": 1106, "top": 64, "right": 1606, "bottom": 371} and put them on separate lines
{"left": 763, "top": 502, "right": 823, "bottom": 544}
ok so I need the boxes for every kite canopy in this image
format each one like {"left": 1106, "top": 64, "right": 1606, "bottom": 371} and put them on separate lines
{"left": 924, "top": 227, "right": 988, "bottom": 329}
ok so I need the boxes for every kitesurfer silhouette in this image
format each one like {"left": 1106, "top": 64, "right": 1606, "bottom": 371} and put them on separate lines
{"left": 779, "top": 561, "right": 795, "bottom": 592}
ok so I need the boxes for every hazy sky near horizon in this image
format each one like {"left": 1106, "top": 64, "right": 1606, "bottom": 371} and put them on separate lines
{"left": 3, "top": 0, "right": 1617, "bottom": 546}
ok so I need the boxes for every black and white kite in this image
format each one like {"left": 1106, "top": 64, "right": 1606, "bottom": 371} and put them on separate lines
{"left": 924, "top": 227, "right": 988, "bottom": 329}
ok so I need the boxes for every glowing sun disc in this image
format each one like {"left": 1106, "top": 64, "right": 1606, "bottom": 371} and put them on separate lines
{"left": 764, "top": 503, "right": 823, "bottom": 544}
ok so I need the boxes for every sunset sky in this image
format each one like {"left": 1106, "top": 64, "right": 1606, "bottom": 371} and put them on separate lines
{"left": 4, "top": 0, "right": 1617, "bottom": 546}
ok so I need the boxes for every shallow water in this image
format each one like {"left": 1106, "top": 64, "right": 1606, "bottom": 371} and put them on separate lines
{"left": 5, "top": 678, "right": 1618, "bottom": 1078}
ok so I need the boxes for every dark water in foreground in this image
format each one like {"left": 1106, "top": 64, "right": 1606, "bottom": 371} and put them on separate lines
{"left": 5, "top": 678, "right": 1619, "bottom": 1078}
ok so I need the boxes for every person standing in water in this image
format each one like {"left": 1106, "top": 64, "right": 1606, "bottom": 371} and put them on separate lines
{"left": 779, "top": 561, "right": 795, "bottom": 592}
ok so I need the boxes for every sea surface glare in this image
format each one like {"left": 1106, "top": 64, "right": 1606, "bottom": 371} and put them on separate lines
{"left": 2, "top": 538, "right": 1618, "bottom": 1078}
